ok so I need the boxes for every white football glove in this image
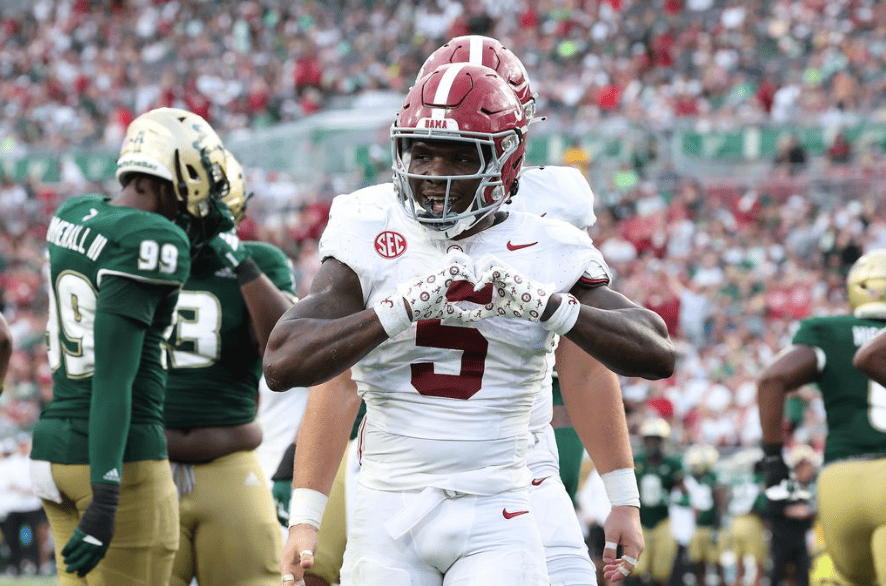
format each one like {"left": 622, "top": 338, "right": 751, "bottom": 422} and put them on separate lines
{"left": 373, "top": 251, "right": 478, "bottom": 337}
{"left": 465, "top": 256, "right": 555, "bottom": 322}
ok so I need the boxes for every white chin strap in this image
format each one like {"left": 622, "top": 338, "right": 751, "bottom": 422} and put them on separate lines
{"left": 421, "top": 215, "right": 476, "bottom": 240}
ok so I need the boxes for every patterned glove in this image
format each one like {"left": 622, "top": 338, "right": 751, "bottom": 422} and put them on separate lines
{"left": 374, "top": 251, "right": 477, "bottom": 337}
{"left": 460, "top": 256, "right": 555, "bottom": 323}
{"left": 62, "top": 483, "right": 119, "bottom": 577}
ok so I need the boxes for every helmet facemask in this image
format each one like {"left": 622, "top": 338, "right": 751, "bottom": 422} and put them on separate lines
{"left": 392, "top": 128, "right": 522, "bottom": 240}
{"left": 221, "top": 149, "right": 252, "bottom": 224}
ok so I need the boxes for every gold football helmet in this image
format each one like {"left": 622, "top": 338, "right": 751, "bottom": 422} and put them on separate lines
{"left": 786, "top": 444, "right": 821, "bottom": 468}
{"left": 116, "top": 107, "right": 228, "bottom": 219}
{"left": 685, "top": 444, "right": 719, "bottom": 475}
{"left": 847, "top": 250, "right": 886, "bottom": 319}
{"left": 640, "top": 417, "right": 671, "bottom": 439}
{"left": 222, "top": 150, "right": 251, "bottom": 223}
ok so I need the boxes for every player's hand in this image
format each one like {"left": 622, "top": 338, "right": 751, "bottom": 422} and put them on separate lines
{"left": 280, "top": 523, "right": 318, "bottom": 586}
{"left": 601, "top": 505, "right": 643, "bottom": 582}
{"left": 761, "top": 444, "right": 789, "bottom": 488}
{"left": 208, "top": 228, "right": 250, "bottom": 269}
{"left": 397, "top": 250, "right": 478, "bottom": 322}
{"left": 272, "top": 480, "right": 292, "bottom": 527}
{"left": 205, "top": 197, "right": 237, "bottom": 236}
{"left": 460, "top": 256, "right": 555, "bottom": 322}
{"left": 62, "top": 483, "right": 119, "bottom": 577}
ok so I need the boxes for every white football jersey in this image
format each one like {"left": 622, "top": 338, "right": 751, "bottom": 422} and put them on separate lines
{"left": 509, "top": 165, "right": 598, "bottom": 433}
{"left": 319, "top": 184, "right": 610, "bottom": 495}
{"left": 511, "top": 166, "right": 596, "bottom": 231}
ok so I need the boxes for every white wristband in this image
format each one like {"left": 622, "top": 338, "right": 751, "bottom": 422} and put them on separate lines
{"left": 288, "top": 487, "right": 329, "bottom": 529}
{"left": 601, "top": 468, "right": 641, "bottom": 507}
{"left": 542, "top": 293, "right": 581, "bottom": 335}
{"left": 373, "top": 296, "right": 411, "bottom": 338}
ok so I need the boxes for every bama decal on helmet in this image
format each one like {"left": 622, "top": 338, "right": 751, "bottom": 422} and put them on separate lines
{"left": 418, "top": 118, "right": 459, "bottom": 130}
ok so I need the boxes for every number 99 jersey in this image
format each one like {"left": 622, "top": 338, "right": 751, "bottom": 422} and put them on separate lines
{"left": 319, "top": 184, "right": 611, "bottom": 496}
{"left": 36, "top": 194, "right": 190, "bottom": 463}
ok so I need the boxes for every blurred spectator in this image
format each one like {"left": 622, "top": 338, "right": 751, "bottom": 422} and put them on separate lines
{"left": 0, "top": 434, "right": 51, "bottom": 576}
{"left": 562, "top": 137, "right": 591, "bottom": 178}
{"left": 826, "top": 131, "right": 853, "bottom": 165}
{"left": 2, "top": 0, "right": 886, "bottom": 147}
{"left": 774, "top": 135, "right": 808, "bottom": 176}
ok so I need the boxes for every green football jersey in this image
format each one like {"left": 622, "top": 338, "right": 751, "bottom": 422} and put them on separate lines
{"left": 551, "top": 375, "right": 583, "bottom": 504}
{"left": 33, "top": 194, "right": 190, "bottom": 464}
{"left": 164, "top": 241, "right": 295, "bottom": 428}
{"left": 635, "top": 452, "right": 683, "bottom": 528}
{"left": 792, "top": 315, "right": 886, "bottom": 463}
{"left": 727, "top": 471, "right": 767, "bottom": 516}
{"left": 689, "top": 471, "right": 719, "bottom": 527}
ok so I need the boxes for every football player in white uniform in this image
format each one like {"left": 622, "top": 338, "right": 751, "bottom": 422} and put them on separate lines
{"left": 298, "top": 35, "right": 646, "bottom": 586}
{"left": 265, "top": 63, "right": 674, "bottom": 586}
{"left": 422, "top": 35, "right": 644, "bottom": 586}
{"left": 285, "top": 36, "right": 646, "bottom": 586}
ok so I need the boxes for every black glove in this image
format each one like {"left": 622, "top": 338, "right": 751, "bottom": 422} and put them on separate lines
{"left": 760, "top": 443, "right": 789, "bottom": 488}
{"left": 188, "top": 198, "right": 238, "bottom": 256}
{"left": 205, "top": 198, "right": 237, "bottom": 236}
{"left": 62, "top": 483, "right": 119, "bottom": 576}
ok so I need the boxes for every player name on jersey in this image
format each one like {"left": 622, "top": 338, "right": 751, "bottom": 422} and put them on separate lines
{"left": 852, "top": 325, "right": 882, "bottom": 347}
{"left": 46, "top": 215, "right": 108, "bottom": 261}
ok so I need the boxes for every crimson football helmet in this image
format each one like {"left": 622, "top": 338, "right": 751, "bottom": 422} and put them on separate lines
{"left": 418, "top": 35, "right": 536, "bottom": 123}
{"left": 391, "top": 63, "right": 527, "bottom": 239}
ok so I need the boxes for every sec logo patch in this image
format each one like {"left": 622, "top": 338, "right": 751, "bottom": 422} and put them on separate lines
{"left": 375, "top": 231, "right": 407, "bottom": 258}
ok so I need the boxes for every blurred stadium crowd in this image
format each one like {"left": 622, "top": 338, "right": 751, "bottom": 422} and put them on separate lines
{"left": 2, "top": 0, "right": 886, "bottom": 578}
{"left": 2, "top": 0, "right": 886, "bottom": 146}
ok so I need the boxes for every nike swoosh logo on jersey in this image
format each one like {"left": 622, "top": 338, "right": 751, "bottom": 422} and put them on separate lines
{"left": 82, "top": 208, "right": 99, "bottom": 222}
{"left": 506, "top": 241, "right": 538, "bottom": 251}
{"left": 502, "top": 508, "right": 530, "bottom": 519}
{"left": 531, "top": 476, "right": 550, "bottom": 486}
